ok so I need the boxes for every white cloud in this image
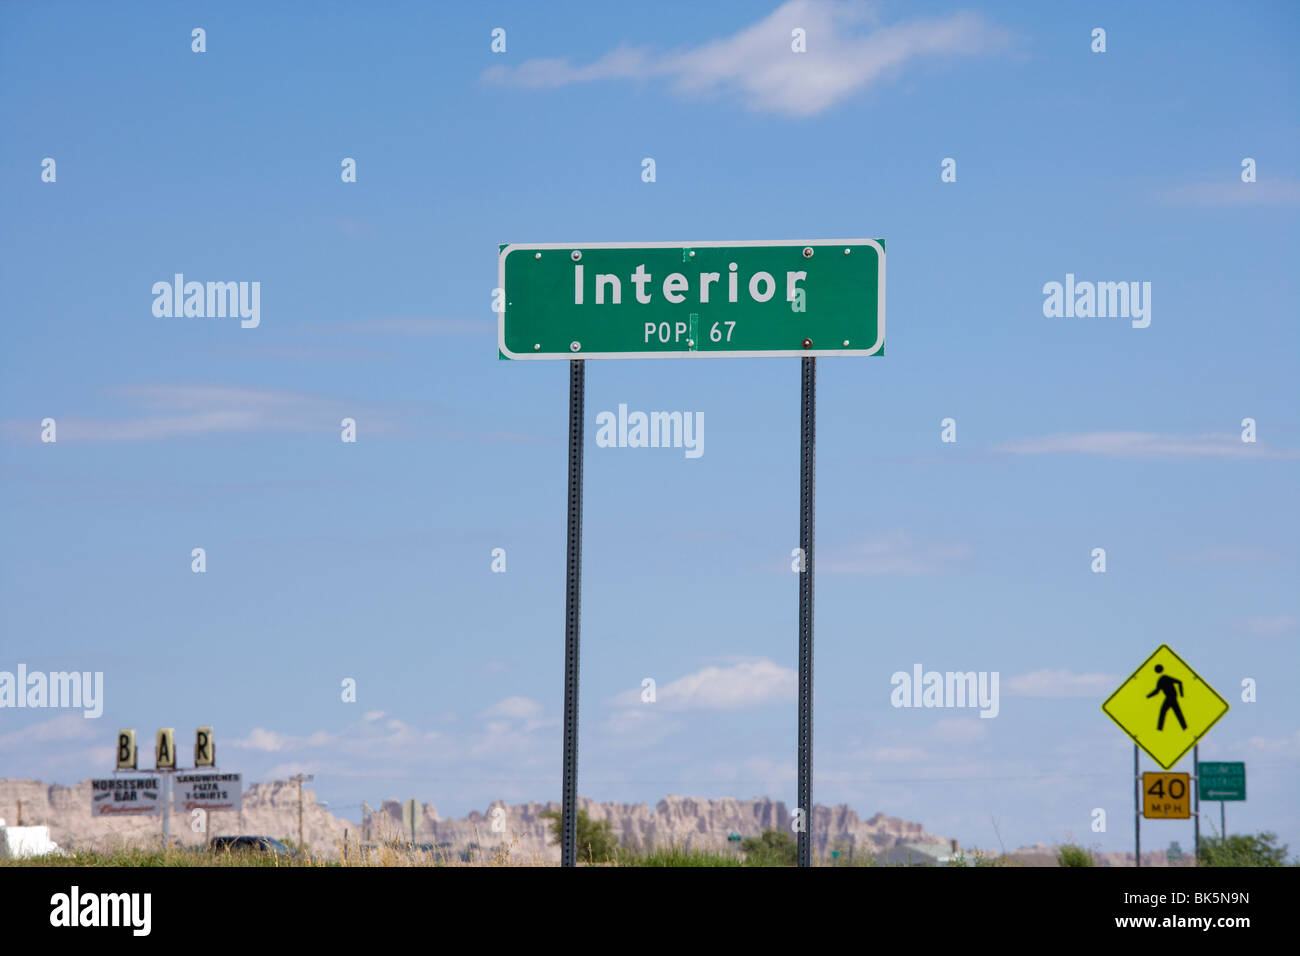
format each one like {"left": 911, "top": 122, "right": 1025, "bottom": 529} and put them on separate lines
{"left": 995, "top": 431, "right": 1297, "bottom": 460}
{"left": 1245, "top": 729, "right": 1300, "bottom": 757}
{"left": 234, "top": 727, "right": 293, "bottom": 752}
{"left": 0, "top": 712, "right": 100, "bottom": 751}
{"left": 609, "top": 659, "right": 795, "bottom": 711}
{"left": 483, "top": 697, "right": 544, "bottom": 721}
{"left": 0, "top": 384, "right": 393, "bottom": 443}
{"left": 1171, "top": 545, "right": 1288, "bottom": 566}
{"left": 321, "top": 317, "right": 493, "bottom": 336}
{"left": 820, "top": 531, "right": 972, "bottom": 575}
{"left": 1157, "top": 179, "right": 1300, "bottom": 206}
{"left": 931, "top": 717, "right": 988, "bottom": 743}
{"left": 483, "top": 0, "right": 1010, "bottom": 117}
{"left": 1239, "top": 614, "right": 1297, "bottom": 637}
{"left": 1005, "top": 670, "right": 1117, "bottom": 699}
{"left": 865, "top": 745, "right": 931, "bottom": 763}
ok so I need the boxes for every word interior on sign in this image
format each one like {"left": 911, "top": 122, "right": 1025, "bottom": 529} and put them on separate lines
{"left": 573, "top": 262, "right": 806, "bottom": 309}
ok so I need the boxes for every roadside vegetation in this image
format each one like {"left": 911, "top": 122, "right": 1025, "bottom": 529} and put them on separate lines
{"left": 6, "top": 826, "right": 1293, "bottom": 867}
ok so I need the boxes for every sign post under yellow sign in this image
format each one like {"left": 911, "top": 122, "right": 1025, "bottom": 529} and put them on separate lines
{"left": 1102, "top": 644, "right": 1228, "bottom": 770}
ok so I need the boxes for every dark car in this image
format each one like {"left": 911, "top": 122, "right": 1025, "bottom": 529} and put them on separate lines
{"left": 209, "top": 835, "right": 295, "bottom": 856}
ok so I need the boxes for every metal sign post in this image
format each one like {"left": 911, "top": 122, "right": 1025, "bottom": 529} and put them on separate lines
{"left": 1133, "top": 745, "right": 1141, "bottom": 867}
{"left": 1193, "top": 744, "right": 1200, "bottom": 864}
{"left": 560, "top": 359, "right": 584, "bottom": 868}
{"left": 797, "top": 357, "right": 815, "bottom": 868}
{"left": 162, "top": 772, "right": 171, "bottom": 847}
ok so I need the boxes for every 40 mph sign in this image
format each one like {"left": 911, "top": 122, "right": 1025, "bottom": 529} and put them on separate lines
{"left": 498, "top": 240, "right": 885, "bottom": 359}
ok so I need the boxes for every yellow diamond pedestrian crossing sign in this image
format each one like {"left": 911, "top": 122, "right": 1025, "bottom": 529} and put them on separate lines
{"left": 1102, "top": 644, "right": 1228, "bottom": 769}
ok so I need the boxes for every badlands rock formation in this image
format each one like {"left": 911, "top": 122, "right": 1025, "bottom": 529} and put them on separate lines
{"left": 367, "top": 793, "right": 946, "bottom": 863}
{"left": 2, "top": 777, "right": 947, "bottom": 862}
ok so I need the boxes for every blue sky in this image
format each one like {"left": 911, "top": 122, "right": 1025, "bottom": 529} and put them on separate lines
{"left": 1, "top": 0, "right": 1296, "bottom": 856}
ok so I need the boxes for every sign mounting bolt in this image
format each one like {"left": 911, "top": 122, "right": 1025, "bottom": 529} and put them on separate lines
{"left": 571, "top": 250, "right": 581, "bottom": 261}
{"left": 802, "top": 247, "right": 814, "bottom": 258}
{"left": 802, "top": 338, "right": 813, "bottom": 349}
{"left": 842, "top": 339, "right": 850, "bottom": 346}
{"left": 569, "top": 341, "right": 581, "bottom": 352}
{"left": 534, "top": 343, "right": 541, "bottom": 350}
{"left": 534, "top": 252, "right": 542, "bottom": 259}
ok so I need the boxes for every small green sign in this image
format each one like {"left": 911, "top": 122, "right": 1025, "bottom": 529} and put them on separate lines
{"left": 498, "top": 240, "right": 884, "bottom": 360}
{"left": 1198, "top": 761, "right": 1245, "bottom": 801}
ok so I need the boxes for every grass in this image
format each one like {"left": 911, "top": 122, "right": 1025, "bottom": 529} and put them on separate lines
{"left": 10, "top": 821, "right": 1289, "bottom": 867}
{"left": 3, "top": 845, "right": 323, "bottom": 867}
{"left": 620, "top": 845, "right": 744, "bottom": 867}
{"left": 3, "top": 845, "right": 1011, "bottom": 866}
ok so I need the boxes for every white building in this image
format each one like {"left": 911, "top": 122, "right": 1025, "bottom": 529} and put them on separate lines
{"left": 0, "top": 818, "right": 61, "bottom": 859}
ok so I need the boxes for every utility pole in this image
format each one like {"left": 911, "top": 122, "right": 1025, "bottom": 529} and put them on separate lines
{"left": 289, "top": 773, "right": 314, "bottom": 852}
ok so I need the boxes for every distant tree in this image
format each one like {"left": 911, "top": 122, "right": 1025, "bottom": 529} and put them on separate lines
{"left": 741, "top": 828, "right": 797, "bottom": 866}
{"left": 1057, "top": 844, "right": 1094, "bottom": 867}
{"left": 1198, "top": 832, "right": 1288, "bottom": 867}
{"left": 540, "top": 809, "right": 619, "bottom": 864}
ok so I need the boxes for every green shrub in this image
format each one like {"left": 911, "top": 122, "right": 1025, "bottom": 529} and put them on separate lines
{"left": 1198, "top": 832, "right": 1288, "bottom": 867}
{"left": 540, "top": 808, "right": 619, "bottom": 864}
{"left": 740, "top": 828, "right": 798, "bottom": 866}
{"left": 1057, "top": 844, "right": 1094, "bottom": 867}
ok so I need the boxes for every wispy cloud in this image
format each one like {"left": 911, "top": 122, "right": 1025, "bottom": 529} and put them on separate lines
{"left": 483, "top": 0, "right": 1011, "bottom": 118}
{"left": 608, "top": 658, "right": 795, "bottom": 710}
{"left": 1005, "top": 669, "right": 1117, "bottom": 699}
{"left": 0, "top": 383, "right": 396, "bottom": 442}
{"left": 821, "top": 531, "right": 973, "bottom": 575}
{"left": 0, "top": 712, "right": 100, "bottom": 751}
{"left": 931, "top": 717, "right": 988, "bottom": 742}
{"left": 318, "top": 317, "right": 493, "bottom": 336}
{"left": 1157, "top": 179, "right": 1300, "bottom": 207}
{"left": 1238, "top": 614, "right": 1297, "bottom": 637}
{"left": 232, "top": 727, "right": 341, "bottom": 753}
{"left": 995, "top": 431, "right": 1298, "bottom": 460}
{"left": 1169, "top": 545, "right": 1290, "bottom": 566}
{"left": 1245, "top": 728, "right": 1300, "bottom": 757}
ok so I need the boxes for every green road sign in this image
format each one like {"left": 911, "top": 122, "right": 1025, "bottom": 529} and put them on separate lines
{"left": 497, "top": 239, "right": 885, "bottom": 360}
{"left": 1198, "top": 761, "right": 1245, "bottom": 801}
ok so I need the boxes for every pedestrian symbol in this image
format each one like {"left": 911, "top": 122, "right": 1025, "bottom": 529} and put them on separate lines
{"left": 1101, "top": 645, "right": 1228, "bottom": 769}
{"left": 1147, "top": 664, "right": 1186, "bottom": 731}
